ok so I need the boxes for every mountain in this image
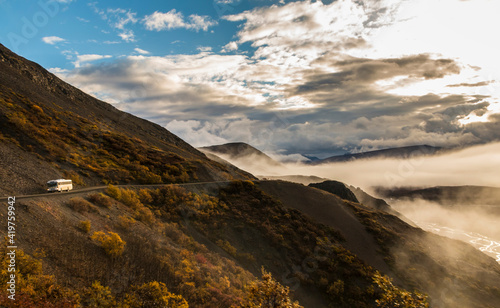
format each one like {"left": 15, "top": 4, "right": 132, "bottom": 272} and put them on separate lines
{"left": 0, "top": 43, "right": 253, "bottom": 195}
{"left": 1, "top": 44, "right": 500, "bottom": 308}
{"left": 311, "top": 145, "right": 443, "bottom": 164}
{"left": 308, "top": 181, "right": 413, "bottom": 224}
{"left": 199, "top": 142, "right": 283, "bottom": 175}
{"left": 199, "top": 142, "right": 282, "bottom": 166}
{"left": 308, "top": 180, "right": 359, "bottom": 203}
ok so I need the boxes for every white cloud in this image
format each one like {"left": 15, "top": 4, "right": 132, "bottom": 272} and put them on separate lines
{"left": 77, "top": 17, "right": 90, "bottom": 23}
{"left": 73, "top": 54, "right": 112, "bottom": 68}
{"left": 143, "top": 10, "right": 185, "bottom": 31}
{"left": 143, "top": 10, "right": 217, "bottom": 32}
{"left": 221, "top": 41, "right": 238, "bottom": 53}
{"left": 197, "top": 46, "right": 212, "bottom": 53}
{"left": 42, "top": 36, "right": 65, "bottom": 45}
{"left": 165, "top": 120, "right": 228, "bottom": 146}
{"left": 118, "top": 30, "right": 135, "bottom": 42}
{"left": 107, "top": 8, "right": 138, "bottom": 30}
{"left": 134, "top": 48, "right": 150, "bottom": 55}
{"left": 188, "top": 14, "right": 217, "bottom": 31}
{"left": 88, "top": 3, "right": 138, "bottom": 42}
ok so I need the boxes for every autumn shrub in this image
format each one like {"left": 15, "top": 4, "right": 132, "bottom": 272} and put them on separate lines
{"left": 124, "top": 281, "right": 188, "bottom": 308}
{"left": 78, "top": 220, "right": 91, "bottom": 233}
{"left": 91, "top": 231, "right": 125, "bottom": 258}
{"left": 81, "top": 281, "right": 116, "bottom": 308}
{"left": 134, "top": 206, "right": 156, "bottom": 226}
{"left": 216, "top": 240, "right": 238, "bottom": 257}
{"left": 88, "top": 193, "right": 113, "bottom": 208}
{"left": 119, "top": 188, "right": 142, "bottom": 209}
{"left": 63, "top": 170, "right": 85, "bottom": 186}
{"left": 117, "top": 215, "right": 136, "bottom": 230}
{"left": 242, "top": 268, "right": 303, "bottom": 308}
{"left": 373, "top": 272, "right": 429, "bottom": 308}
{"left": 67, "top": 197, "right": 96, "bottom": 213}
{"left": 106, "top": 184, "right": 121, "bottom": 200}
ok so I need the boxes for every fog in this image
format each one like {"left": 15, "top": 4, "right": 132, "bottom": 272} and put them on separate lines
{"left": 392, "top": 199, "right": 500, "bottom": 262}
{"left": 213, "top": 142, "right": 500, "bottom": 190}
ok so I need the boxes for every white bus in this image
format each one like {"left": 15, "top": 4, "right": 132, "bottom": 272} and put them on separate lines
{"left": 47, "top": 179, "right": 73, "bottom": 192}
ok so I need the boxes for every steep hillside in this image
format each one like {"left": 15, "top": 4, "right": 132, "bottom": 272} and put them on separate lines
{"left": 0, "top": 44, "right": 253, "bottom": 195}
{"left": 258, "top": 181, "right": 500, "bottom": 308}
{"left": 0, "top": 181, "right": 434, "bottom": 308}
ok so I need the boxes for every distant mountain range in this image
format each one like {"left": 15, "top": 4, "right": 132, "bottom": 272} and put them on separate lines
{"left": 309, "top": 145, "right": 444, "bottom": 165}
{"left": 201, "top": 142, "right": 445, "bottom": 166}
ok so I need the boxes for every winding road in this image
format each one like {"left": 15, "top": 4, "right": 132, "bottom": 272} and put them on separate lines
{"left": 0, "top": 181, "right": 250, "bottom": 201}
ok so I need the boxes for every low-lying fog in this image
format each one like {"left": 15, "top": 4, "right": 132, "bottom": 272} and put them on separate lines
{"left": 211, "top": 142, "right": 500, "bottom": 262}
{"left": 222, "top": 142, "right": 500, "bottom": 189}
{"left": 392, "top": 200, "right": 500, "bottom": 262}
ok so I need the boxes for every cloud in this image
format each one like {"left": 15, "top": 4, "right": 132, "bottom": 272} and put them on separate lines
{"left": 143, "top": 10, "right": 217, "bottom": 32}
{"left": 42, "top": 36, "right": 65, "bottom": 45}
{"left": 165, "top": 120, "right": 228, "bottom": 146}
{"left": 197, "top": 46, "right": 212, "bottom": 53}
{"left": 54, "top": 0, "right": 500, "bottom": 158}
{"left": 77, "top": 17, "right": 90, "bottom": 23}
{"left": 134, "top": 48, "right": 150, "bottom": 55}
{"left": 88, "top": 3, "right": 138, "bottom": 42}
{"left": 447, "top": 81, "right": 493, "bottom": 88}
{"left": 72, "top": 54, "right": 112, "bottom": 68}
{"left": 118, "top": 30, "right": 135, "bottom": 42}
{"left": 221, "top": 41, "right": 238, "bottom": 53}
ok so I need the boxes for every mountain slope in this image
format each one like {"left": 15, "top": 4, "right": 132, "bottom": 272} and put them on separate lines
{"left": 199, "top": 142, "right": 283, "bottom": 175}
{"left": 0, "top": 43, "right": 253, "bottom": 195}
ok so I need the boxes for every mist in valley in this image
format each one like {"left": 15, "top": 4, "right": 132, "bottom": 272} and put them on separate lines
{"left": 210, "top": 142, "right": 500, "bottom": 263}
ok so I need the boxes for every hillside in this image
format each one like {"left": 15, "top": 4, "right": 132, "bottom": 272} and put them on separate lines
{"left": 311, "top": 145, "right": 443, "bottom": 165}
{"left": 199, "top": 143, "right": 282, "bottom": 174}
{"left": 0, "top": 43, "right": 253, "bottom": 196}
{"left": 5, "top": 181, "right": 500, "bottom": 308}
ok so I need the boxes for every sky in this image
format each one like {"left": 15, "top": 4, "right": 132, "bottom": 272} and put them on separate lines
{"left": 1, "top": 0, "right": 499, "bottom": 159}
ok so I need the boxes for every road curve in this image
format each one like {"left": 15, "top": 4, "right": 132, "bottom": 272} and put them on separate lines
{"left": 0, "top": 181, "right": 257, "bottom": 201}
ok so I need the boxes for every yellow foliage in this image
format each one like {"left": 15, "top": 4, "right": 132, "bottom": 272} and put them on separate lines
{"left": 82, "top": 281, "right": 116, "bottom": 308}
{"left": 91, "top": 231, "right": 126, "bottom": 258}
{"left": 373, "top": 272, "right": 429, "bottom": 308}
{"left": 106, "top": 184, "right": 121, "bottom": 200}
{"left": 78, "top": 220, "right": 91, "bottom": 233}
{"left": 242, "top": 268, "right": 303, "bottom": 308}
{"left": 125, "top": 281, "right": 189, "bottom": 308}
{"left": 117, "top": 215, "right": 136, "bottom": 230}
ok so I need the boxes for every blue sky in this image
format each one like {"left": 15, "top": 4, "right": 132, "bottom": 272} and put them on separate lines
{"left": 1, "top": 0, "right": 500, "bottom": 159}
